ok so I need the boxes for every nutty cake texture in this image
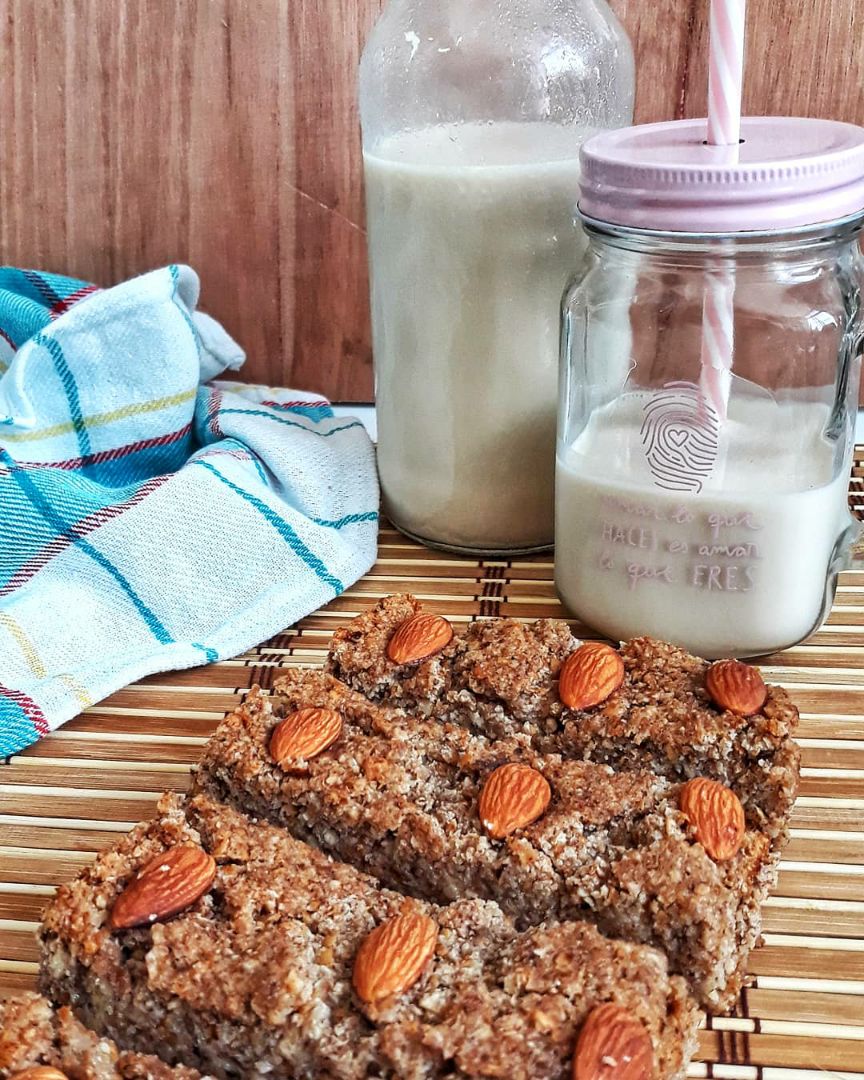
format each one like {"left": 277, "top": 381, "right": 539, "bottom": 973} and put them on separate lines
{"left": 0, "top": 992, "right": 204, "bottom": 1079}
{"left": 326, "top": 594, "right": 801, "bottom": 837}
{"left": 38, "top": 793, "right": 698, "bottom": 1080}
{"left": 194, "top": 670, "right": 777, "bottom": 1012}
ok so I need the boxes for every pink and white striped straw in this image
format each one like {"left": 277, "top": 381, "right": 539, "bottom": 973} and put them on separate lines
{"left": 699, "top": 271, "right": 735, "bottom": 422}
{"left": 707, "top": 0, "right": 747, "bottom": 147}
{"left": 700, "top": 0, "right": 747, "bottom": 423}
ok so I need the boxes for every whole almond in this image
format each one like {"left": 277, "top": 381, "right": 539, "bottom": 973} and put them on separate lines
{"left": 680, "top": 777, "right": 746, "bottom": 861}
{"left": 573, "top": 1003, "right": 653, "bottom": 1080}
{"left": 110, "top": 844, "right": 217, "bottom": 931}
{"left": 270, "top": 707, "right": 343, "bottom": 773}
{"left": 705, "top": 659, "right": 767, "bottom": 716}
{"left": 478, "top": 763, "right": 552, "bottom": 839}
{"left": 386, "top": 613, "right": 453, "bottom": 665}
{"left": 353, "top": 912, "right": 438, "bottom": 1004}
{"left": 10, "top": 1070, "right": 70, "bottom": 1080}
{"left": 559, "top": 642, "right": 625, "bottom": 710}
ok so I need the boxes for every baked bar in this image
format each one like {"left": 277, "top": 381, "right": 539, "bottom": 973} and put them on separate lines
{"left": 326, "top": 594, "right": 800, "bottom": 837}
{"left": 39, "top": 793, "right": 698, "bottom": 1080}
{"left": 194, "top": 670, "right": 776, "bottom": 1012}
{"left": 0, "top": 991, "right": 203, "bottom": 1079}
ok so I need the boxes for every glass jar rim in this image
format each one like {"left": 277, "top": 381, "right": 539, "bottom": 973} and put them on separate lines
{"left": 577, "top": 207, "right": 864, "bottom": 245}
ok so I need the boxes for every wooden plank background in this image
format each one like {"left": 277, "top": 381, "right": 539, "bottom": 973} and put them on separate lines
{"left": 1, "top": 0, "right": 862, "bottom": 401}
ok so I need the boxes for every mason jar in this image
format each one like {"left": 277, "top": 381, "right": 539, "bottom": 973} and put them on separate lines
{"left": 557, "top": 117, "right": 864, "bottom": 657}
{"left": 360, "top": 0, "right": 634, "bottom": 555}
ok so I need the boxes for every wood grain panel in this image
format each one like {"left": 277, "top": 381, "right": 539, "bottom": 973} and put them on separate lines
{"left": 1, "top": 0, "right": 862, "bottom": 401}
{"left": 612, "top": 0, "right": 864, "bottom": 127}
{"left": 0, "top": 0, "right": 380, "bottom": 399}
{"left": 682, "top": 0, "right": 864, "bottom": 126}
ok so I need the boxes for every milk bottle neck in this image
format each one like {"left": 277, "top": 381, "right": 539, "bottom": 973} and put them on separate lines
{"left": 360, "top": 0, "right": 635, "bottom": 148}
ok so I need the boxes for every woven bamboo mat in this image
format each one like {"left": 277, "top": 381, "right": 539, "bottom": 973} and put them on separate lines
{"left": 3, "top": 453, "right": 864, "bottom": 1078}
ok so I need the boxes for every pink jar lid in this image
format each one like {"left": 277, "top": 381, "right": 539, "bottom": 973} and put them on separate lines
{"left": 579, "top": 116, "right": 864, "bottom": 234}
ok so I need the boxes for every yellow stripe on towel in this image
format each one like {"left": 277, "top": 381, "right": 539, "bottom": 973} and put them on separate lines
{"left": 0, "top": 387, "right": 196, "bottom": 442}
{"left": 0, "top": 613, "right": 92, "bottom": 708}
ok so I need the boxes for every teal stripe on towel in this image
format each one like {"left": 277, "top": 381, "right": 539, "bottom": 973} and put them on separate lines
{"left": 218, "top": 408, "right": 363, "bottom": 438}
{"left": 194, "top": 460, "right": 344, "bottom": 592}
{"left": 33, "top": 332, "right": 92, "bottom": 456}
{"left": 1, "top": 449, "right": 173, "bottom": 644}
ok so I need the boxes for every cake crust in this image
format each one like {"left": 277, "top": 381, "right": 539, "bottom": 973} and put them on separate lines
{"left": 38, "top": 793, "right": 699, "bottom": 1080}
{"left": 194, "top": 670, "right": 777, "bottom": 1012}
{"left": 0, "top": 992, "right": 203, "bottom": 1079}
{"left": 326, "top": 595, "right": 800, "bottom": 836}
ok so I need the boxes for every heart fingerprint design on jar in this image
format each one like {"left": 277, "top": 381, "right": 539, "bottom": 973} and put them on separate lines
{"left": 640, "top": 381, "right": 719, "bottom": 493}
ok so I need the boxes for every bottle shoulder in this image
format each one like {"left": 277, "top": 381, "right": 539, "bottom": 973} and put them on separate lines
{"left": 360, "top": 0, "right": 634, "bottom": 140}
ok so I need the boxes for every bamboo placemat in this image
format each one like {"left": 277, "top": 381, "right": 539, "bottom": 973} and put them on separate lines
{"left": 3, "top": 453, "right": 864, "bottom": 1078}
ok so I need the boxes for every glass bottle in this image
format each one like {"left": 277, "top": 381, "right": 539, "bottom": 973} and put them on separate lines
{"left": 360, "top": 0, "right": 634, "bottom": 554}
{"left": 558, "top": 117, "right": 864, "bottom": 657}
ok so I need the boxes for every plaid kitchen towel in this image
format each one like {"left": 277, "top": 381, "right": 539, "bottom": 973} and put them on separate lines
{"left": 0, "top": 265, "right": 379, "bottom": 755}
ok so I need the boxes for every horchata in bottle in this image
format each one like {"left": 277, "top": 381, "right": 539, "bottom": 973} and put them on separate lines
{"left": 360, "top": 0, "right": 634, "bottom": 554}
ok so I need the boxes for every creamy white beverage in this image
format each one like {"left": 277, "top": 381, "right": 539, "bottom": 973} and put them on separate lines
{"left": 556, "top": 393, "right": 855, "bottom": 657}
{"left": 365, "top": 122, "right": 590, "bottom": 552}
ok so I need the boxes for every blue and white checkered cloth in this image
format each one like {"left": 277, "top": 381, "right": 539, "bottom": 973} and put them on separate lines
{"left": 0, "top": 265, "right": 379, "bottom": 755}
